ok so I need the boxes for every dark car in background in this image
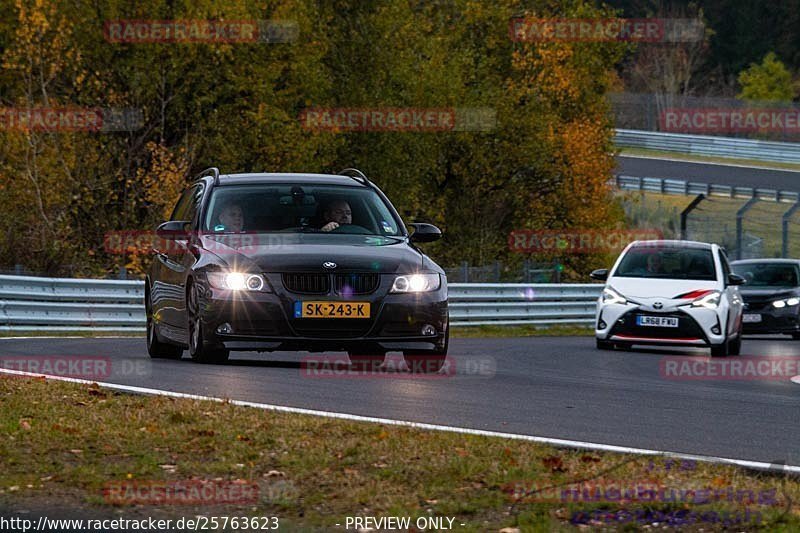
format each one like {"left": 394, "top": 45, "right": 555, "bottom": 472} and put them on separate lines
{"left": 731, "top": 259, "right": 800, "bottom": 338}
{"left": 146, "top": 168, "right": 449, "bottom": 370}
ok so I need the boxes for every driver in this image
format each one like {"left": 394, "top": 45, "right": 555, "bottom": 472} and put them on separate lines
{"left": 646, "top": 253, "right": 662, "bottom": 274}
{"left": 320, "top": 200, "right": 352, "bottom": 232}
{"left": 216, "top": 201, "right": 245, "bottom": 233}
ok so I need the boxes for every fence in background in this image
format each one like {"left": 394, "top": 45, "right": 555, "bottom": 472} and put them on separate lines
{"left": 0, "top": 275, "right": 601, "bottom": 332}
{"left": 615, "top": 175, "right": 800, "bottom": 259}
{"left": 444, "top": 260, "right": 562, "bottom": 283}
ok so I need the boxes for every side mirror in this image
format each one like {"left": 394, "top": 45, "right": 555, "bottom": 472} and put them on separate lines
{"left": 590, "top": 268, "right": 609, "bottom": 281}
{"left": 728, "top": 273, "right": 746, "bottom": 286}
{"left": 409, "top": 223, "right": 442, "bottom": 243}
{"left": 156, "top": 220, "right": 190, "bottom": 240}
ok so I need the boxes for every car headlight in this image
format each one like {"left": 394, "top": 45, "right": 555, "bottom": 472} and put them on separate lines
{"left": 207, "top": 272, "right": 269, "bottom": 292}
{"left": 390, "top": 273, "right": 440, "bottom": 293}
{"left": 772, "top": 297, "right": 800, "bottom": 308}
{"left": 601, "top": 287, "right": 627, "bottom": 305}
{"left": 691, "top": 291, "right": 720, "bottom": 309}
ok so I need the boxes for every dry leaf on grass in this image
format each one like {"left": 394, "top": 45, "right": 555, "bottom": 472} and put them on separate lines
{"left": 542, "top": 455, "right": 566, "bottom": 472}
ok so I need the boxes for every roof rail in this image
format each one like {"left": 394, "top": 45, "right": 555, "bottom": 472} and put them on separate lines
{"left": 208, "top": 167, "right": 221, "bottom": 186}
{"left": 338, "top": 168, "right": 370, "bottom": 186}
{"left": 194, "top": 167, "right": 220, "bottom": 186}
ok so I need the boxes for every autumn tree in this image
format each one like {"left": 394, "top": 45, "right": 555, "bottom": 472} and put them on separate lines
{"left": 737, "top": 52, "right": 795, "bottom": 102}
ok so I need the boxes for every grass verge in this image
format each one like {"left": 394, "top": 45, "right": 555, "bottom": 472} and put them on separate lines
{"left": 451, "top": 324, "right": 594, "bottom": 338}
{"left": 1, "top": 376, "right": 799, "bottom": 531}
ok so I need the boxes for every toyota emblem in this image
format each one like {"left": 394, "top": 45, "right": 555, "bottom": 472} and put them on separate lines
{"left": 653, "top": 302, "right": 663, "bottom": 309}
{"left": 323, "top": 261, "right": 337, "bottom": 269}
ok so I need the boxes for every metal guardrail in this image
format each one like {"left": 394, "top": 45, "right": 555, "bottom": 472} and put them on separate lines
{"left": 615, "top": 129, "right": 800, "bottom": 164}
{"left": 614, "top": 175, "right": 800, "bottom": 203}
{"left": 0, "top": 275, "right": 601, "bottom": 332}
{"left": 0, "top": 275, "right": 145, "bottom": 332}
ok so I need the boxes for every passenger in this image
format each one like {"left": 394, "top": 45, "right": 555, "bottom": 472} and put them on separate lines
{"left": 216, "top": 201, "right": 245, "bottom": 233}
{"left": 320, "top": 200, "right": 352, "bottom": 232}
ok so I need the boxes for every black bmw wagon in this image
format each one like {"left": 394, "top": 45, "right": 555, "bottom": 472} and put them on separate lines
{"left": 146, "top": 168, "right": 449, "bottom": 370}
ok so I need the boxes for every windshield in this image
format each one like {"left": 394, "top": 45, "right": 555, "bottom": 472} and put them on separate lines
{"left": 202, "top": 184, "right": 403, "bottom": 237}
{"left": 614, "top": 246, "right": 717, "bottom": 281}
{"left": 732, "top": 263, "right": 800, "bottom": 288}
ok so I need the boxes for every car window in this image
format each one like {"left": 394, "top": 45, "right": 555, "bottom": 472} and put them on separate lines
{"left": 202, "top": 183, "right": 403, "bottom": 236}
{"left": 614, "top": 246, "right": 717, "bottom": 281}
{"left": 731, "top": 263, "right": 800, "bottom": 288}
{"left": 170, "top": 184, "right": 203, "bottom": 223}
{"left": 718, "top": 250, "right": 731, "bottom": 280}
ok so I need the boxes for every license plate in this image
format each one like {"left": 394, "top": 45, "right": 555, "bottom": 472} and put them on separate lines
{"left": 294, "top": 301, "right": 370, "bottom": 319}
{"left": 743, "top": 313, "right": 762, "bottom": 323}
{"left": 636, "top": 315, "right": 679, "bottom": 328}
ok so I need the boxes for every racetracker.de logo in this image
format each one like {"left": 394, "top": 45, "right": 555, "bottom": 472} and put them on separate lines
{"left": 504, "top": 479, "right": 778, "bottom": 506}
{"left": 299, "top": 107, "right": 496, "bottom": 132}
{"left": 103, "top": 230, "right": 292, "bottom": 256}
{"left": 508, "top": 229, "right": 663, "bottom": 254}
{"left": 300, "top": 355, "right": 496, "bottom": 378}
{"left": 509, "top": 18, "right": 704, "bottom": 43}
{"left": 103, "top": 480, "right": 259, "bottom": 505}
{"left": 660, "top": 356, "right": 800, "bottom": 381}
{"left": 0, "top": 356, "right": 111, "bottom": 378}
{"left": 661, "top": 108, "right": 800, "bottom": 134}
{"left": 0, "top": 107, "right": 142, "bottom": 132}
{"left": 104, "top": 20, "right": 297, "bottom": 43}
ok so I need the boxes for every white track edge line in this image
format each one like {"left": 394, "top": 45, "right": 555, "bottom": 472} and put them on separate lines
{"left": 2, "top": 367, "right": 798, "bottom": 474}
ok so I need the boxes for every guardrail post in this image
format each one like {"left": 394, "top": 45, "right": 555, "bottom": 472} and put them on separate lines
{"left": 680, "top": 194, "right": 705, "bottom": 240}
{"left": 782, "top": 200, "right": 800, "bottom": 257}
{"left": 494, "top": 261, "right": 500, "bottom": 282}
{"left": 736, "top": 197, "right": 759, "bottom": 260}
{"left": 461, "top": 261, "right": 469, "bottom": 283}
{"left": 523, "top": 259, "right": 530, "bottom": 283}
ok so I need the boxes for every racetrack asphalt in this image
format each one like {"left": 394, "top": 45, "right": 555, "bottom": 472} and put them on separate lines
{"left": 616, "top": 155, "right": 800, "bottom": 191}
{"left": 3, "top": 335, "right": 799, "bottom": 466}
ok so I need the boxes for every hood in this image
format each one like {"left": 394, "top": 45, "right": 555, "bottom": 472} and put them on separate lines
{"left": 739, "top": 287, "right": 798, "bottom": 300}
{"left": 608, "top": 277, "right": 719, "bottom": 299}
{"left": 199, "top": 233, "right": 423, "bottom": 273}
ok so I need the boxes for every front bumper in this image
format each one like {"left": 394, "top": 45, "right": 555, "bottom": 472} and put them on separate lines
{"left": 596, "top": 303, "right": 723, "bottom": 347}
{"left": 195, "top": 273, "right": 448, "bottom": 352}
{"left": 741, "top": 306, "right": 800, "bottom": 334}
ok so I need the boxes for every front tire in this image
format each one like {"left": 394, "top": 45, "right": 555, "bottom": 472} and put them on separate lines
{"left": 596, "top": 339, "right": 614, "bottom": 350}
{"left": 187, "top": 281, "right": 229, "bottom": 364}
{"left": 348, "top": 344, "right": 386, "bottom": 370}
{"left": 710, "top": 339, "right": 729, "bottom": 357}
{"left": 729, "top": 326, "right": 742, "bottom": 356}
{"left": 146, "top": 284, "right": 183, "bottom": 360}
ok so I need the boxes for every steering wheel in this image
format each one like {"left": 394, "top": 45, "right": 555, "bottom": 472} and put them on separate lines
{"left": 329, "top": 223, "right": 371, "bottom": 234}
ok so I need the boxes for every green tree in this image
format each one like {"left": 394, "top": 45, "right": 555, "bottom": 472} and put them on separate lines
{"left": 737, "top": 52, "right": 794, "bottom": 102}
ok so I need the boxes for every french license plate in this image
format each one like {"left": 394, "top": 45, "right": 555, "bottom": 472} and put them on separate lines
{"left": 294, "top": 301, "right": 370, "bottom": 319}
{"left": 742, "top": 313, "right": 762, "bottom": 323}
{"left": 636, "top": 315, "right": 679, "bottom": 328}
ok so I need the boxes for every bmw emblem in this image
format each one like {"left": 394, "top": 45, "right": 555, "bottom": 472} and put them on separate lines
{"left": 323, "top": 261, "right": 337, "bottom": 269}
{"left": 653, "top": 302, "right": 663, "bottom": 309}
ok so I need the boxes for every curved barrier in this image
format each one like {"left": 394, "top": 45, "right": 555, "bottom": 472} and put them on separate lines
{"left": 615, "top": 129, "right": 800, "bottom": 164}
